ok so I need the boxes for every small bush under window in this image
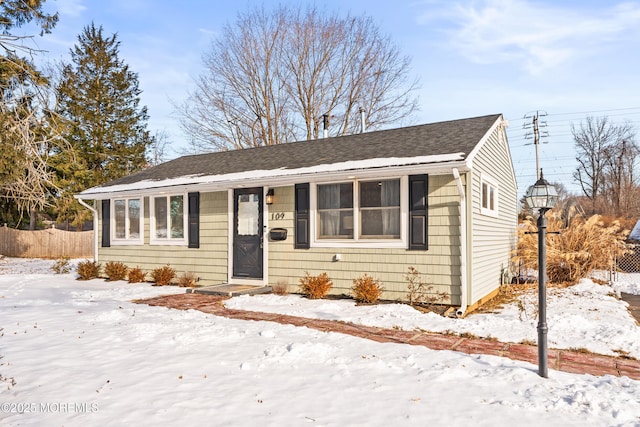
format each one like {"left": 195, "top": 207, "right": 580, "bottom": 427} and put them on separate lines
{"left": 105, "top": 261, "right": 128, "bottom": 281}
{"left": 351, "top": 274, "right": 383, "bottom": 304}
{"left": 77, "top": 260, "right": 101, "bottom": 280}
{"left": 151, "top": 265, "right": 176, "bottom": 286}
{"left": 128, "top": 266, "right": 146, "bottom": 283}
{"left": 299, "top": 272, "right": 332, "bottom": 299}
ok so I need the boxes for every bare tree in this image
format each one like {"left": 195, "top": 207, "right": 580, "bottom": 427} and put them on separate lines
{"left": 602, "top": 136, "right": 639, "bottom": 216}
{"left": 148, "top": 129, "right": 171, "bottom": 166}
{"left": 178, "top": 5, "right": 419, "bottom": 152}
{"left": 572, "top": 116, "right": 636, "bottom": 215}
{"left": 0, "top": 65, "right": 62, "bottom": 229}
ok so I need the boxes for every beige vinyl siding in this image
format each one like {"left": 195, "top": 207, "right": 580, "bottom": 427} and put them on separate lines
{"left": 469, "top": 126, "right": 518, "bottom": 303}
{"left": 267, "top": 176, "right": 463, "bottom": 303}
{"left": 98, "top": 191, "right": 228, "bottom": 284}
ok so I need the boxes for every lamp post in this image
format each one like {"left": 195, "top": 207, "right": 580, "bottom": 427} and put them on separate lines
{"left": 524, "top": 170, "right": 558, "bottom": 378}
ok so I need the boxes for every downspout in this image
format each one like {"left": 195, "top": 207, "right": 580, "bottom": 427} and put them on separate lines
{"left": 452, "top": 168, "right": 468, "bottom": 317}
{"left": 77, "top": 198, "right": 99, "bottom": 262}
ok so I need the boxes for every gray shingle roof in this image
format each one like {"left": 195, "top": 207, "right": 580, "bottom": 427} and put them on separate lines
{"left": 94, "top": 114, "right": 501, "bottom": 190}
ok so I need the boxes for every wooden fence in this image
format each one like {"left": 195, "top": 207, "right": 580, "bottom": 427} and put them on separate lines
{"left": 0, "top": 226, "right": 93, "bottom": 258}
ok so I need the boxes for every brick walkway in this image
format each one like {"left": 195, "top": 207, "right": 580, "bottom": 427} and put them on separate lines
{"left": 134, "top": 293, "right": 640, "bottom": 380}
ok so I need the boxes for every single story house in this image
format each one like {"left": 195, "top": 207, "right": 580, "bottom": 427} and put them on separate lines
{"left": 76, "top": 113, "right": 517, "bottom": 315}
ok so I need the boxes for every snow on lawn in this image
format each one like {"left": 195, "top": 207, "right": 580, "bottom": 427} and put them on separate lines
{"left": 227, "top": 273, "right": 640, "bottom": 360}
{"left": 0, "top": 258, "right": 639, "bottom": 426}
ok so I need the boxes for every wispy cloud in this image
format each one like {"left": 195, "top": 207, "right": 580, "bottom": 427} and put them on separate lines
{"left": 420, "top": 0, "right": 640, "bottom": 75}
{"left": 54, "top": 0, "right": 87, "bottom": 18}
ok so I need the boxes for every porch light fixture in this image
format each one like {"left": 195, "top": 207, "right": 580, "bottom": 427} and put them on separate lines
{"left": 266, "top": 188, "right": 275, "bottom": 205}
{"left": 523, "top": 170, "right": 558, "bottom": 378}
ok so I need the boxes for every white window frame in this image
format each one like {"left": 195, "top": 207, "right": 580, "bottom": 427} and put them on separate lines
{"left": 150, "top": 193, "right": 188, "bottom": 246}
{"left": 111, "top": 197, "right": 144, "bottom": 245}
{"left": 480, "top": 174, "right": 499, "bottom": 218}
{"left": 310, "top": 176, "right": 407, "bottom": 248}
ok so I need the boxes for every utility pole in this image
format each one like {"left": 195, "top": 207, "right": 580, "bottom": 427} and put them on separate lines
{"left": 523, "top": 111, "right": 549, "bottom": 179}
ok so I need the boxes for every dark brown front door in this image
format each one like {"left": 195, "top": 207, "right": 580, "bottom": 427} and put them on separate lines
{"left": 233, "top": 188, "right": 263, "bottom": 279}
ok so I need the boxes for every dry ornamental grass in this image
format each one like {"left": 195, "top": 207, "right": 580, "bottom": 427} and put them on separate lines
{"left": 514, "top": 213, "right": 630, "bottom": 285}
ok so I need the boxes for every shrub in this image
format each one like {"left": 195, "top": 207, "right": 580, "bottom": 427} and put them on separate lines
{"left": 272, "top": 279, "right": 288, "bottom": 296}
{"left": 105, "top": 261, "right": 128, "bottom": 281}
{"left": 77, "top": 260, "right": 101, "bottom": 280}
{"left": 298, "top": 272, "right": 332, "bottom": 299}
{"left": 128, "top": 266, "right": 146, "bottom": 283}
{"left": 351, "top": 274, "right": 383, "bottom": 304}
{"left": 514, "top": 213, "right": 630, "bottom": 284}
{"left": 151, "top": 265, "right": 176, "bottom": 286}
{"left": 177, "top": 271, "right": 198, "bottom": 287}
{"left": 405, "top": 266, "right": 449, "bottom": 306}
{"left": 52, "top": 257, "right": 71, "bottom": 274}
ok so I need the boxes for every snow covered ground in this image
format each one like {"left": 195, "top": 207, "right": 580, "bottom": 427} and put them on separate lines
{"left": 1, "top": 257, "right": 639, "bottom": 426}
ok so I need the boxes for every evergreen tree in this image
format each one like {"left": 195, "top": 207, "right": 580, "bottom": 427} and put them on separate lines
{"left": 52, "top": 23, "right": 154, "bottom": 225}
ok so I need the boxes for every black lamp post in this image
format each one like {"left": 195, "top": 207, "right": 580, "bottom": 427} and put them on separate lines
{"left": 524, "top": 170, "right": 558, "bottom": 378}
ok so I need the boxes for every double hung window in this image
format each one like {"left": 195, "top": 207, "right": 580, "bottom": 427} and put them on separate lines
{"left": 316, "top": 179, "right": 401, "bottom": 243}
{"left": 151, "top": 194, "right": 187, "bottom": 244}
{"left": 481, "top": 175, "right": 499, "bottom": 217}
{"left": 112, "top": 198, "right": 143, "bottom": 244}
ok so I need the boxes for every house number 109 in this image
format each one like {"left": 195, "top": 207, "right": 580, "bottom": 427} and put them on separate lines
{"left": 271, "top": 212, "right": 285, "bottom": 220}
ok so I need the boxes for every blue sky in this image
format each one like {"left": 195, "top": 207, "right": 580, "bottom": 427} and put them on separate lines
{"left": 23, "top": 0, "right": 640, "bottom": 195}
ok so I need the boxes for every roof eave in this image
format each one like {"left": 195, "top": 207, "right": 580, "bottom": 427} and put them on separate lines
{"left": 75, "top": 159, "right": 471, "bottom": 200}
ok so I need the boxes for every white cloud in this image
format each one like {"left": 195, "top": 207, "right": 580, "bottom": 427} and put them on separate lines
{"left": 422, "top": 0, "right": 640, "bottom": 75}
{"left": 54, "top": 0, "right": 87, "bottom": 18}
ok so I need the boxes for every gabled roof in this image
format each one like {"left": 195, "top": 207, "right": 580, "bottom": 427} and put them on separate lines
{"left": 78, "top": 113, "right": 503, "bottom": 198}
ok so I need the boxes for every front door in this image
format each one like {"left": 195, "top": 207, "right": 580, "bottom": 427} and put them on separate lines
{"left": 233, "top": 188, "right": 263, "bottom": 279}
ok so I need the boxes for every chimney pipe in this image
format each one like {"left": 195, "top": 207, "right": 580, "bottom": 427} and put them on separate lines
{"left": 359, "top": 106, "right": 366, "bottom": 133}
{"left": 323, "top": 113, "right": 329, "bottom": 138}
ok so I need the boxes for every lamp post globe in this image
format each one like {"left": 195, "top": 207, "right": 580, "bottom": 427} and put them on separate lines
{"left": 524, "top": 170, "right": 558, "bottom": 212}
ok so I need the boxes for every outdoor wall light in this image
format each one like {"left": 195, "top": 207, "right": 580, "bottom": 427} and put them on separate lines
{"left": 524, "top": 170, "right": 558, "bottom": 378}
{"left": 266, "top": 188, "right": 275, "bottom": 205}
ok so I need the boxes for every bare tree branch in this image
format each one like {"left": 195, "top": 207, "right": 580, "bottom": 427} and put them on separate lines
{"left": 573, "top": 116, "right": 638, "bottom": 216}
{"left": 178, "top": 4, "right": 419, "bottom": 152}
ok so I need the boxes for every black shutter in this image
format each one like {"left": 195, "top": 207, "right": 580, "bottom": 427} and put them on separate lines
{"left": 101, "top": 199, "right": 110, "bottom": 248}
{"left": 294, "top": 183, "right": 310, "bottom": 249}
{"left": 408, "top": 175, "right": 428, "bottom": 250}
{"left": 188, "top": 192, "right": 200, "bottom": 248}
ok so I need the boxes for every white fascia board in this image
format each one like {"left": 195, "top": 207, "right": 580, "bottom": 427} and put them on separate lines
{"left": 465, "top": 115, "right": 504, "bottom": 169}
{"left": 75, "top": 155, "right": 471, "bottom": 200}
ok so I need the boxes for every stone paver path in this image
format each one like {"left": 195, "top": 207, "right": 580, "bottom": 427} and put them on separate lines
{"left": 135, "top": 293, "right": 640, "bottom": 380}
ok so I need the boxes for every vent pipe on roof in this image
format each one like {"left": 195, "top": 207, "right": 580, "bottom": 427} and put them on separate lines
{"left": 359, "top": 106, "right": 366, "bottom": 133}
{"left": 323, "top": 113, "right": 329, "bottom": 138}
